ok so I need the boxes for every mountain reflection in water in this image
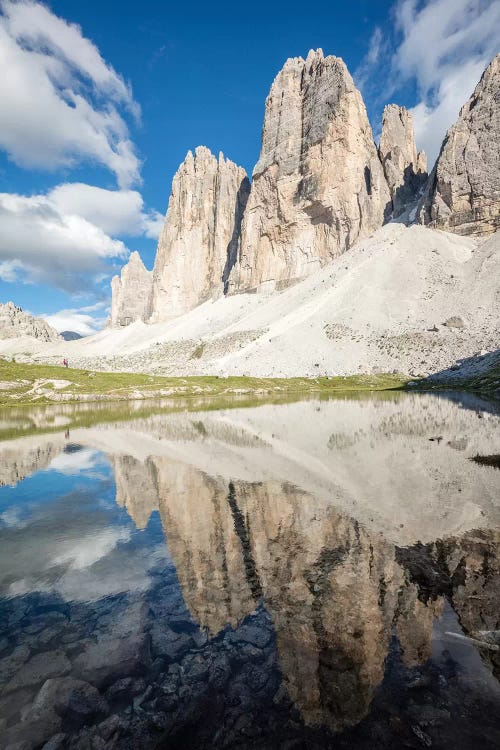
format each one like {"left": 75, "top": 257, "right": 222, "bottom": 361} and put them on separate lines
{"left": 1, "top": 392, "right": 500, "bottom": 749}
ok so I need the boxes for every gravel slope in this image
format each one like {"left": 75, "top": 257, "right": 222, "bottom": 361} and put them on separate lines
{"left": 1, "top": 224, "right": 498, "bottom": 378}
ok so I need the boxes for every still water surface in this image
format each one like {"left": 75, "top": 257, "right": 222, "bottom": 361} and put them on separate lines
{"left": 1, "top": 392, "right": 500, "bottom": 749}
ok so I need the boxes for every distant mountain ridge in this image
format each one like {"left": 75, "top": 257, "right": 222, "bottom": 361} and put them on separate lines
{"left": 0, "top": 302, "right": 60, "bottom": 342}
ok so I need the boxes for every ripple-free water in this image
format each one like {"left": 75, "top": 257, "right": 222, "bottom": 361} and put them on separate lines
{"left": 1, "top": 392, "right": 500, "bottom": 749}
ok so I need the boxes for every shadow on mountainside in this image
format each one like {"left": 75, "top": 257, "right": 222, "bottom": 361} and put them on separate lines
{"left": 415, "top": 349, "right": 500, "bottom": 413}
{"left": 428, "top": 390, "right": 500, "bottom": 418}
{"left": 391, "top": 164, "right": 428, "bottom": 220}
{"left": 222, "top": 176, "right": 250, "bottom": 294}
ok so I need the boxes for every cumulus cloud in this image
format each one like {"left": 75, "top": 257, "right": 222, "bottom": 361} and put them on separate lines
{"left": 356, "top": 0, "right": 499, "bottom": 167}
{"left": 392, "top": 0, "right": 500, "bottom": 166}
{"left": 49, "top": 183, "right": 163, "bottom": 239}
{"left": 0, "top": 180, "right": 162, "bottom": 294}
{"left": 0, "top": 0, "right": 141, "bottom": 187}
{"left": 0, "top": 190, "right": 128, "bottom": 291}
{"left": 42, "top": 302, "right": 109, "bottom": 336}
{"left": 0, "top": 2, "right": 163, "bottom": 303}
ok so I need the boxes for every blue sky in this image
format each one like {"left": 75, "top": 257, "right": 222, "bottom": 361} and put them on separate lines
{"left": 0, "top": 0, "right": 498, "bottom": 334}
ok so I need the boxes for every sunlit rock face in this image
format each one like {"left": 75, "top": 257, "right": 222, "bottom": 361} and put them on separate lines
{"left": 378, "top": 104, "right": 427, "bottom": 217}
{"left": 110, "top": 251, "right": 152, "bottom": 327}
{"left": 228, "top": 49, "right": 391, "bottom": 294}
{"left": 148, "top": 147, "right": 250, "bottom": 322}
{"left": 419, "top": 54, "right": 500, "bottom": 235}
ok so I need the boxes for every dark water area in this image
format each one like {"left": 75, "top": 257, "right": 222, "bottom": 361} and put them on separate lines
{"left": 1, "top": 392, "right": 500, "bottom": 749}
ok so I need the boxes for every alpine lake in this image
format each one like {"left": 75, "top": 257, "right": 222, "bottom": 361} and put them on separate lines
{"left": 1, "top": 390, "right": 500, "bottom": 749}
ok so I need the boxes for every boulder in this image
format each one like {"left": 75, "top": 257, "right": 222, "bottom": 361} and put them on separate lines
{"left": 72, "top": 633, "right": 150, "bottom": 688}
{"left": 31, "top": 677, "right": 108, "bottom": 727}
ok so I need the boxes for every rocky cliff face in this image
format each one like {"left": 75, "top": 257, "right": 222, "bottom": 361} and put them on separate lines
{"left": 108, "top": 51, "right": 498, "bottom": 325}
{"left": 110, "top": 251, "right": 152, "bottom": 327}
{"left": 0, "top": 302, "right": 60, "bottom": 341}
{"left": 227, "top": 49, "right": 391, "bottom": 293}
{"left": 419, "top": 54, "right": 500, "bottom": 235}
{"left": 379, "top": 104, "right": 427, "bottom": 217}
{"left": 148, "top": 147, "right": 250, "bottom": 322}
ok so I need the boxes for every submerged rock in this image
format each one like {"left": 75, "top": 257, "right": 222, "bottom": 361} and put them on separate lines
{"left": 73, "top": 633, "right": 151, "bottom": 688}
{"left": 32, "top": 677, "right": 108, "bottom": 726}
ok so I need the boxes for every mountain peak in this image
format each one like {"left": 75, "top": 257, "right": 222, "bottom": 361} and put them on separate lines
{"left": 419, "top": 52, "right": 500, "bottom": 235}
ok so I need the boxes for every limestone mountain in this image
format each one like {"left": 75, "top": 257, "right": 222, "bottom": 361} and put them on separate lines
{"left": 110, "top": 251, "right": 152, "bottom": 327}
{"left": 228, "top": 49, "right": 391, "bottom": 293}
{"left": 0, "top": 302, "right": 60, "bottom": 342}
{"left": 107, "top": 50, "right": 498, "bottom": 334}
{"left": 378, "top": 104, "right": 427, "bottom": 218}
{"left": 419, "top": 53, "right": 500, "bottom": 235}
{"left": 148, "top": 147, "right": 250, "bottom": 322}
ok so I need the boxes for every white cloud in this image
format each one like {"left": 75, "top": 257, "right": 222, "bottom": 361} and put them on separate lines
{"left": 392, "top": 0, "right": 500, "bottom": 166}
{"left": 354, "top": 26, "right": 386, "bottom": 92}
{"left": 0, "top": 181, "right": 161, "bottom": 295}
{"left": 0, "top": 0, "right": 141, "bottom": 187}
{"left": 51, "top": 527, "right": 131, "bottom": 571}
{"left": 49, "top": 183, "right": 163, "bottom": 239}
{"left": 0, "top": 4, "right": 163, "bottom": 302}
{"left": 141, "top": 211, "right": 164, "bottom": 240}
{"left": 409, "top": 57, "right": 490, "bottom": 167}
{"left": 42, "top": 303, "right": 109, "bottom": 336}
{"left": 0, "top": 190, "right": 128, "bottom": 291}
{"left": 0, "top": 259, "right": 23, "bottom": 282}
{"left": 355, "top": 0, "right": 499, "bottom": 167}
{"left": 49, "top": 447, "right": 101, "bottom": 474}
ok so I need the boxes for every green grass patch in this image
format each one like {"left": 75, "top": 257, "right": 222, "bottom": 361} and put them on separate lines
{"left": 0, "top": 358, "right": 407, "bottom": 410}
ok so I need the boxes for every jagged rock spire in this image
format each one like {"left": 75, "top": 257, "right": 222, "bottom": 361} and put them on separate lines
{"left": 378, "top": 104, "right": 427, "bottom": 217}
{"left": 227, "top": 49, "right": 391, "bottom": 293}
{"left": 418, "top": 54, "right": 500, "bottom": 235}
{"left": 110, "top": 251, "right": 152, "bottom": 327}
{"left": 148, "top": 146, "right": 250, "bottom": 322}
